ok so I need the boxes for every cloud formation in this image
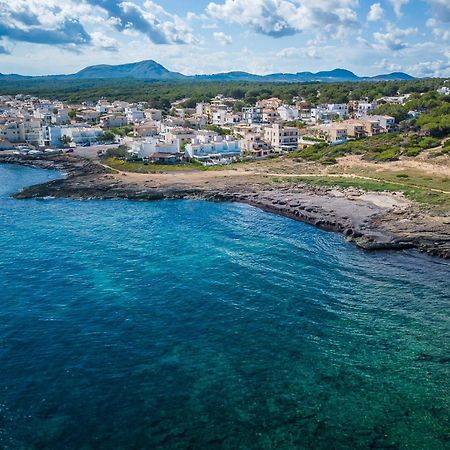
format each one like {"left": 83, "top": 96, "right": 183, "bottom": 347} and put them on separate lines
{"left": 373, "top": 23, "right": 417, "bottom": 51}
{"left": 426, "top": 0, "right": 450, "bottom": 22}
{"left": 367, "top": 3, "right": 384, "bottom": 22}
{"left": 207, "top": 0, "right": 358, "bottom": 38}
{"left": 85, "top": 0, "right": 195, "bottom": 45}
{"left": 213, "top": 31, "right": 232, "bottom": 46}
{"left": 0, "top": 0, "right": 195, "bottom": 49}
{"left": 388, "top": 0, "right": 409, "bottom": 18}
{"left": 0, "top": 1, "right": 91, "bottom": 47}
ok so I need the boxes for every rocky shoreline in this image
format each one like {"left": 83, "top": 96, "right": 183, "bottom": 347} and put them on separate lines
{"left": 2, "top": 154, "right": 449, "bottom": 259}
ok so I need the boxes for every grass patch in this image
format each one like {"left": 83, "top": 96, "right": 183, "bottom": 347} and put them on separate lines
{"left": 102, "top": 157, "right": 253, "bottom": 173}
{"left": 270, "top": 174, "right": 450, "bottom": 210}
{"left": 103, "top": 157, "right": 207, "bottom": 173}
{"left": 292, "top": 132, "right": 449, "bottom": 164}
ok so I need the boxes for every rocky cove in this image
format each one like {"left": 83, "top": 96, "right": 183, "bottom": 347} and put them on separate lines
{"left": 2, "top": 154, "right": 449, "bottom": 259}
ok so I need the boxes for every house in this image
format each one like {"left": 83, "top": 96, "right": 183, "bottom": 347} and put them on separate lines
{"left": 277, "top": 105, "right": 299, "bottom": 121}
{"left": 127, "top": 137, "right": 179, "bottom": 159}
{"left": 319, "top": 125, "right": 348, "bottom": 144}
{"left": 370, "top": 115, "right": 396, "bottom": 132}
{"left": 196, "top": 102, "right": 211, "bottom": 116}
{"left": 242, "top": 107, "right": 263, "bottom": 124}
{"left": 96, "top": 101, "right": 110, "bottom": 114}
{"left": 378, "top": 94, "right": 410, "bottom": 104}
{"left": 134, "top": 123, "right": 158, "bottom": 137}
{"left": 437, "top": 86, "right": 450, "bottom": 95}
{"left": 239, "top": 132, "right": 271, "bottom": 158}
{"left": 100, "top": 115, "right": 128, "bottom": 129}
{"left": 311, "top": 104, "right": 348, "bottom": 123}
{"left": 62, "top": 126, "right": 103, "bottom": 145}
{"left": 164, "top": 127, "right": 196, "bottom": 151}
{"left": 52, "top": 109, "right": 70, "bottom": 125}
{"left": 262, "top": 109, "right": 280, "bottom": 123}
{"left": 212, "top": 109, "right": 229, "bottom": 126}
{"left": 357, "top": 101, "right": 377, "bottom": 117}
{"left": 0, "top": 122, "right": 24, "bottom": 142}
{"left": 257, "top": 98, "right": 283, "bottom": 109}
{"left": 144, "top": 109, "right": 162, "bottom": 121}
{"left": 361, "top": 119, "right": 382, "bottom": 136}
{"left": 76, "top": 110, "right": 100, "bottom": 123}
{"left": 341, "top": 120, "right": 366, "bottom": 138}
{"left": 126, "top": 108, "right": 145, "bottom": 124}
{"left": 263, "top": 124, "right": 299, "bottom": 152}
{"left": 185, "top": 132, "right": 241, "bottom": 164}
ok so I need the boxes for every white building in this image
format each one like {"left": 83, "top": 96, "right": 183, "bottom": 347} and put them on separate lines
{"left": 277, "top": 105, "right": 299, "bottom": 121}
{"left": 212, "top": 109, "right": 228, "bottom": 126}
{"left": 437, "top": 86, "right": 450, "bottom": 95}
{"left": 311, "top": 104, "right": 348, "bottom": 123}
{"left": 263, "top": 124, "right": 299, "bottom": 152}
{"left": 61, "top": 126, "right": 103, "bottom": 145}
{"left": 370, "top": 115, "right": 396, "bottom": 132}
{"left": 126, "top": 108, "right": 145, "bottom": 124}
{"left": 185, "top": 131, "right": 241, "bottom": 163}
{"left": 52, "top": 109, "right": 70, "bottom": 125}
{"left": 127, "top": 138, "right": 179, "bottom": 159}
{"left": 242, "top": 107, "right": 263, "bottom": 124}
{"left": 357, "top": 101, "right": 377, "bottom": 117}
{"left": 0, "top": 122, "right": 24, "bottom": 142}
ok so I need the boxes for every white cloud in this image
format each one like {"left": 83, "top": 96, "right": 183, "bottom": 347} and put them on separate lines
{"left": 373, "top": 23, "right": 417, "bottom": 51}
{"left": 91, "top": 31, "right": 118, "bottom": 51}
{"left": 86, "top": 0, "right": 197, "bottom": 45}
{"left": 278, "top": 46, "right": 321, "bottom": 59}
{"left": 426, "top": 0, "right": 450, "bottom": 22}
{"left": 374, "top": 58, "right": 402, "bottom": 72}
{"left": 426, "top": 18, "right": 450, "bottom": 40}
{"left": 388, "top": 0, "right": 409, "bottom": 18}
{"left": 213, "top": 31, "right": 232, "bottom": 46}
{"left": 0, "top": 0, "right": 198, "bottom": 48}
{"left": 367, "top": 3, "right": 384, "bottom": 22}
{"left": 409, "top": 59, "right": 450, "bottom": 77}
{"left": 206, "top": 0, "right": 358, "bottom": 38}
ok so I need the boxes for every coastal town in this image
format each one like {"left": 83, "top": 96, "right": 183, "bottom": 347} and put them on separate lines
{"left": 2, "top": 88, "right": 436, "bottom": 166}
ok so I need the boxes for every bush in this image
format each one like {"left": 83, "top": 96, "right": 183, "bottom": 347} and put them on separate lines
{"left": 418, "top": 136, "right": 440, "bottom": 149}
{"left": 370, "top": 146, "right": 401, "bottom": 161}
{"left": 104, "top": 146, "right": 127, "bottom": 158}
{"left": 404, "top": 146, "right": 422, "bottom": 157}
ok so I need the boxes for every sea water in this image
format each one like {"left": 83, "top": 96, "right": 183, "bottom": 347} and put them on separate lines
{"left": 0, "top": 165, "right": 449, "bottom": 449}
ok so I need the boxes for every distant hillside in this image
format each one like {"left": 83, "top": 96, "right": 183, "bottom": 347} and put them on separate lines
{"left": 69, "top": 60, "right": 186, "bottom": 80}
{"left": 0, "top": 60, "right": 415, "bottom": 82}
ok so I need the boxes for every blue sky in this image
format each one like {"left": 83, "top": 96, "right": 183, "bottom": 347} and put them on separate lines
{"left": 0, "top": 0, "right": 449, "bottom": 77}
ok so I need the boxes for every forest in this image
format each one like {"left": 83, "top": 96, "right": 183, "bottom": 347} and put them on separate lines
{"left": 0, "top": 77, "right": 446, "bottom": 109}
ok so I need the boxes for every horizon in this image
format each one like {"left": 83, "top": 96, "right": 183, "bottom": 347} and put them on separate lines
{"left": 0, "top": 59, "right": 416, "bottom": 78}
{"left": 0, "top": 1, "right": 449, "bottom": 78}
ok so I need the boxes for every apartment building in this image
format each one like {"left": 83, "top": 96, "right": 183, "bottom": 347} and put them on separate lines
{"left": 263, "top": 124, "right": 299, "bottom": 152}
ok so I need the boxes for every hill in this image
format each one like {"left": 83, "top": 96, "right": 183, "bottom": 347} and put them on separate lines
{"left": 0, "top": 60, "right": 415, "bottom": 83}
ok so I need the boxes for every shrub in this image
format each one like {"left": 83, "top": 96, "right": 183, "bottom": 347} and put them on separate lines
{"left": 404, "top": 146, "right": 422, "bottom": 157}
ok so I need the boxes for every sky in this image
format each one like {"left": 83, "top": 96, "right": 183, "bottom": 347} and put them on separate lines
{"left": 0, "top": 0, "right": 449, "bottom": 77}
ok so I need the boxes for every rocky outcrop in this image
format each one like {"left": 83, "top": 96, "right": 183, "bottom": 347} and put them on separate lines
{"left": 2, "top": 154, "right": 449, "bottom": 259}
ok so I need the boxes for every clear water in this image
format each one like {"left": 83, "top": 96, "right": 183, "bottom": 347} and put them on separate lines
{"left": 0, "top": 165, "right": 449, "bottom": 450}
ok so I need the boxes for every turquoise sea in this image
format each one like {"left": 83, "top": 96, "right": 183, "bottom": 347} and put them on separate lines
{"left": 0, "top": 164, "right": 449, "bottom": 449}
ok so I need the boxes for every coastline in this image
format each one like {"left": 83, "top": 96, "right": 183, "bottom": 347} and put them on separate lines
{"left": 1, "top": 154, "right": 449, "bottom": 258}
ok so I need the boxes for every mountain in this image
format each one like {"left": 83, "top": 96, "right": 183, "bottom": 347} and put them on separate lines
{"left": 370, "top": 72, "right": 414, "bottom": 81}
{"left": 68, "top": 60, "right": 186, "bottom": 80}
{"left": 0, "top": 60, "right": 415, "bottom": 82}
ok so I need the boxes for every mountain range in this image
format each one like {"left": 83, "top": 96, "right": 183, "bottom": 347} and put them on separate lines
{"left": 0, "top": 59, "right": 415, "bottom": 83}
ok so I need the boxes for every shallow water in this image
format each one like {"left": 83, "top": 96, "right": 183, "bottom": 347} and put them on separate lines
{"left": 0, "top": 164, "right": 449, "bottom": 449}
